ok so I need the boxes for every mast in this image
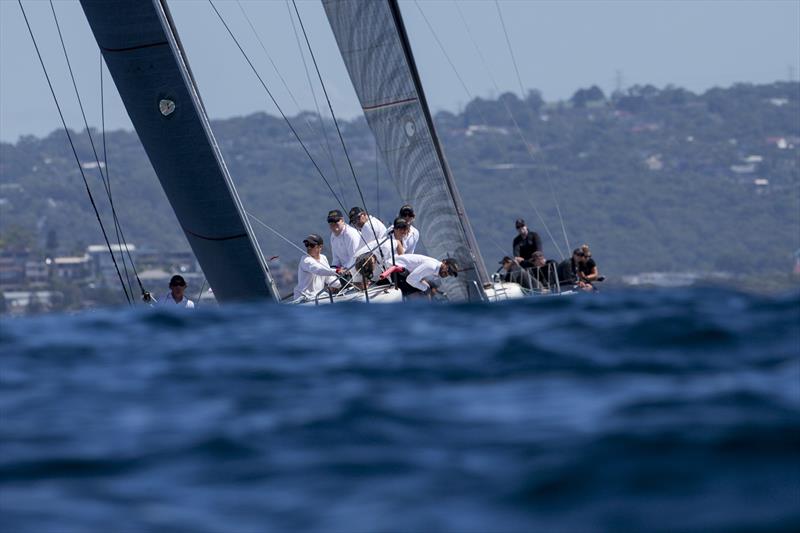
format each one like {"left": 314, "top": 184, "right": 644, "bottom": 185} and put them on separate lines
{"left": 323, "top": 0, "right": 490, "bottom": 301}
{"left": 80, "top": 0, "right": 279, "bottom": 303}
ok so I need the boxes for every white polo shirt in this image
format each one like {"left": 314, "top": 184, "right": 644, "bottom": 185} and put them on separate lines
{"left": 294, "top": 254, "right": 340, "bottom": 301}
{"left": 160, "top": 292, "right": 195, "bottom": 309}
{"left": 330, "top": 224, "right": 361, "bottom": 268}
{"left": 404, "top": 225, "right": 420, "bottom": 254}
{"left": 394, "top": 253, "right": 441, "bottom": 291}
{"left": 385, "top": 224, "right": 419, "bottom": 255}
{"left": 358, "top": 216, "right": 387, "bottom": 248}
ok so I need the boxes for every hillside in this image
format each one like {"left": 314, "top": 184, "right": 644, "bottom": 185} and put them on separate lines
{"left": 1, "top": 81, "right": 798, "bottom": 283}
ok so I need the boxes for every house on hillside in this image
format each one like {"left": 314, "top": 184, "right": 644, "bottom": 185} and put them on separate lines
{"left": 52, "top": 255, "right": 91, "bottom": 282}
{"left": 87, "top": 244, "right": 136, "bottom": 287}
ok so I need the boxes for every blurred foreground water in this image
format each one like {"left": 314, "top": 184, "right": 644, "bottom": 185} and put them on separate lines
{"left": 1, "top": 287, "right": 799, "bottom": 532}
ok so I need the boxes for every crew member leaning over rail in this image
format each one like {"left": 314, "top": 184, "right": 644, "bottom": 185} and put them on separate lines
{"left": 381, "top": 254, "right": 459, "bottom": 300}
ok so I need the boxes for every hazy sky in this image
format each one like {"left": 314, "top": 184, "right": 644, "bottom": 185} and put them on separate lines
{"left": 1, "top": 0, "right": 798, "bottom": 142}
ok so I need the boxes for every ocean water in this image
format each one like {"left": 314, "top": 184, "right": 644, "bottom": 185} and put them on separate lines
{"left": 1, "top": 287, "right": 798, "bottom": 533}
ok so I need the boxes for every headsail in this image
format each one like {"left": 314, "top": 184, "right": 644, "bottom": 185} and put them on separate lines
{"left": 80, "top": 0, "right": 278, "bottom": 303}
{"left": 323, "top": 0, "right": 489, "bottom": 301}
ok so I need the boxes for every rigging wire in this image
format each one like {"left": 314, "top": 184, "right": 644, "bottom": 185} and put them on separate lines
{"left": 247, "top": 211, "right": 309, "bottom": 257}
{"left": 50, "top": 0, "right": 148, "bottom": 298}
{"left": 494, "top": 0, "right": 571, "bottom": 253}
{"left": 50, "top": 1, "right": 130, "bottom": 275}
{"left": 414, "top": 0, "right": 565, "bottom": 259}
{"left": 18, "top": 0, "right": 131, "bottom": 305}
{"left": 207, "top": 0, "right": 346, "bottom": 211}
{"left": 448, "top": 0, "right": 565, "bottom": 259}
{"left": 375, "top": 141, "right": 380, "bottom": 222}
{"left": 289, "top": 0, "right": 383, "bottom": 257}
{"left": 99, "top": 55, "right": 132, "bottom": 297}
{"left": 283, "top": 0, "right": 349, "bottom": 205}
{"left": 236, "top": 0, "right": 348, "bottom": 205}
{"left": 100, "top": 54, "right": 148, "bottom": 298}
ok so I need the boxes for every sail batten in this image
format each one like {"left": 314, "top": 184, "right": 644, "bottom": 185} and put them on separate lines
{"left": 324, "top": 0, "right": 489, "bottom": 301}
{"left": 80, "top": 0, "right": 278, "bottom": 303}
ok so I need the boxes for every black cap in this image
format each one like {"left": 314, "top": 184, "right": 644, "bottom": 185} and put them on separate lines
{"left": 348, "top": 206, "right": 364, "bottom": 223}
{"left": 515, "top": 218, "right": 526, "bottom": 229}
{"left": 303, "top": 234, "right": 323, "bottom": 246}
{"left": 499, "top": 256, "right": 513, "bottom": 264}
{"left": 169, "top": 274, "right": 187, "bottom": 287}
{"left": 327, "top": 209, "right": 343, "bottom": 223}
{"left": 399, "top": 205, "right": 415, "bottom": 217}
{"left": 442, "top": 258, "right": 459, "bottom": 277}
{"left": 572, "top": 247, "right": 584, "bottom": 257}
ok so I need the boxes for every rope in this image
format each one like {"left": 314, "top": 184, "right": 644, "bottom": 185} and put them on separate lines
{"left": 283, "top": 0, "right": 349, "bottom": 205}
{"left": 99, "top": 54, "right": 132, "bottom": 297}
{"left": 376, "top": 141, "right": 380, "bottom": 222}
{"left": 236, "top": 0, "right": 348, "bottom": 205}
{"left": 289, "top": 0, "right": 383, "bottom": 257}
{"left": 207, "top": 0, "right": 346, "bottom": 211}
{"left": 494, "top": 0, "right": 571, "bottom": 253}
{"left": 19, "top": 0, "right": 131, "bottom": 305}
{"left": 100, "top": 54, "right": 147, "bottom": 297}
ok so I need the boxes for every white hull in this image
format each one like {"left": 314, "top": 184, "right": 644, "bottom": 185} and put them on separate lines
{"left": 295, "top": 284, "right": 403, "bottom": 305}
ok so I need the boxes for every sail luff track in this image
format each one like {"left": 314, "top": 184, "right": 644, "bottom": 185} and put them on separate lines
{"left": 323, "top": 0, "right": 490, "bottom": 301}
{"left": 79, "top": 0, "right": 279, "bottom": 303}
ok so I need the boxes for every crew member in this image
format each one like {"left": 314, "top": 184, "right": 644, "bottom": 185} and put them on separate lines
{"left": 557, "top": 248, "right": 592, "bottom": 290}
{"left": 529, "top": 251, "right": 558, "bottom": 289}
{"left": 398, "top": 205, "right": 420, "bottom": 254}
{"left": 512, "top": 218, "right": 542, "bottom": 264}
{"left": 293, "top": 234, "right": 341, "bottom": 301}
{"left": 161, "top": 274, "right": 195, "bottom": 309}
{"left": 578, "top": 244, "right": 599, "bottom": 283}
{"left": 388, "top": 217, "right": 411, "bottom": 255}
{"left": 498, "top": 255, "right": 540, "bottom": 290}
{"left": 327, "top": 209, "right": 360, "bottom": 269}
{"left": 381, "top": 253, "right": 458, "bottom": 298}
{"left": 349, "top": 206, "right": 387, "bottom": 248}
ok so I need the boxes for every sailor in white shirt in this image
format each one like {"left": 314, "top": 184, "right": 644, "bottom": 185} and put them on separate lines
{"left": 398, "top": 204, "right": 420, "bottom": 254}
{"left": 327, "top": 209, "right": 361, "bottom": 269}
{"left": 384, "top": 253, "right": 459, "bottom": 297}
{"left": 348, "top": 206, "right": 387, "bottom": 249}
{"left": 293, "top": 234, "right": 341, "bottom": 301}
{"left": 386, "top": 217, "right": 411, "bottom": 256}
{"left": 160, "top": 275, "right": 195, "bottom": 309}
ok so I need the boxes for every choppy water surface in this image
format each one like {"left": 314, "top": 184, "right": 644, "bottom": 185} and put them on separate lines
{"left": 1, "top": 287, "right": 799, "bottom": 532}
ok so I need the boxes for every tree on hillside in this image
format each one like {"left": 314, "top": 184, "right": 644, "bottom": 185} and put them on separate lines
{"left": 571, "top": 86, "right": 606, "bottom": 108}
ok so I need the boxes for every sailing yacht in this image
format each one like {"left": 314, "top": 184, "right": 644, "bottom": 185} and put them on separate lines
{"left": 79, "top": 0, "right": 530, "bottom": 304}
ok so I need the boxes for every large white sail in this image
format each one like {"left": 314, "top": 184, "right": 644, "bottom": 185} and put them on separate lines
{"left": 323, "top": 0, "right": 489, "bottom": 301}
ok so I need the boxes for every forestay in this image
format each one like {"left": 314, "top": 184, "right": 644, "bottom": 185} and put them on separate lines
{"left": 80, "top": 0, "right": 278, "bottom": 303}
{"left": 323, "top": 0, "right": 489, "bottom": 301}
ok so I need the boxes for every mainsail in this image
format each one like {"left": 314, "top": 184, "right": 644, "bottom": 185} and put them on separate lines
{"left": 80, "top": 0, "right": 278, "bottom": 303}
{"left": 323, "top": 0, "right": 490, "bottom": 301}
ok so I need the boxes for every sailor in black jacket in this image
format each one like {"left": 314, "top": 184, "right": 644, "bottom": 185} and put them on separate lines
{"left": 512, "top": 218, "right": 542, "bottom": 264}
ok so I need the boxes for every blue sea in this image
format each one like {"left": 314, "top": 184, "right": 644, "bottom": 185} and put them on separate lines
{"left": 1, "top": 287, "right": 799, "bottom": 533}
